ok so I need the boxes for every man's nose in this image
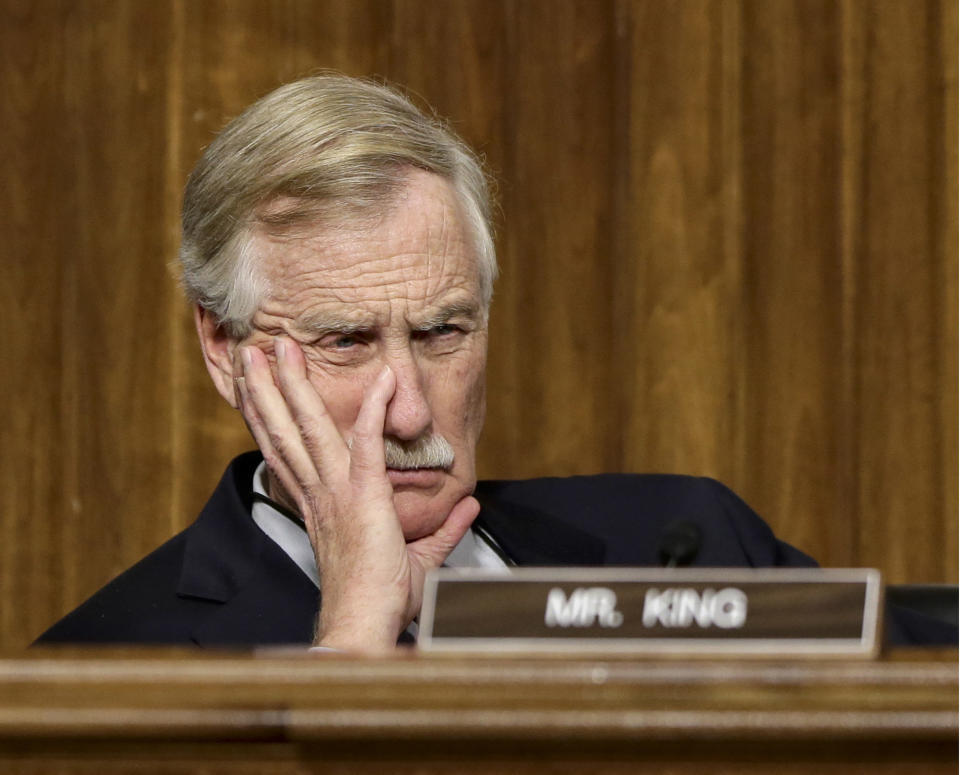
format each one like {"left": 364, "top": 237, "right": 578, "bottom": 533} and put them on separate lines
{"left": 382, "top": 354, "right": 432, "bottom": 441}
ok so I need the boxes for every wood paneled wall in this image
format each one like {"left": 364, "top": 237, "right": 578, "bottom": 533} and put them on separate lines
{"left": 1, "top": 0, "right": 955, "bottom": 649}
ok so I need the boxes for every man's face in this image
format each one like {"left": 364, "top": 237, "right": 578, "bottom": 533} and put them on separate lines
{"left": 239, "top": 169, "right": 488, "bottom": 541}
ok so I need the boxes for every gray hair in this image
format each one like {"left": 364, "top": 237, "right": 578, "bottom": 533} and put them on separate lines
{"left": 179, "top": 73, "right": 497, "bottom": 337}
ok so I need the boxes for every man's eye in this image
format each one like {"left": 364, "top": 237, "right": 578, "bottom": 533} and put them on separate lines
{"left": 423, "top": 323, "right": 468, "bottom": 338}
{"left": 413, "top": 324, "right": 466, "bottom": 350}
{"left": 320, "top": 333, "right": 363, "bottom": 350}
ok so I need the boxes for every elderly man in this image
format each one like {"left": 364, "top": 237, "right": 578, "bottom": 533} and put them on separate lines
{"left": 38, "top": 74, "right": 946, "bottom": 651}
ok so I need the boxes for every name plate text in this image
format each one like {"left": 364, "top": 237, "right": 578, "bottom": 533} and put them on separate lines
{"left": 419, "top": 568, "right": 883, "bottom": 656}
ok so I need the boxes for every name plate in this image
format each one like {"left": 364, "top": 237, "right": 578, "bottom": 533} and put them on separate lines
{"left": 419, "top": 568, "right": 883, "bottom": 657}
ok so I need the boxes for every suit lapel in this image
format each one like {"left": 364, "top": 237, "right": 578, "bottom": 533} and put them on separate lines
{"left": 189, "top": 545, "right": 318, "bottom": 647}
{"left": 176, "top": 452, "right": 318, "bottom": 647}
{"left": 474, "top": 494, "right": 606, "bottom": 566}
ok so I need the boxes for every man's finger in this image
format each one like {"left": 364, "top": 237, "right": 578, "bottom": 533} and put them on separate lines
{"left": 234, "top": 371, "right": 301, "bottom": 502}
{"left": 274, "top": 336, "right": 349, "bottom": 477}
{"left": 240, "top": 345, "right": 326, "bottom": 493}
{"left": 349, "top": 365, "right": 396, "bottom": 486}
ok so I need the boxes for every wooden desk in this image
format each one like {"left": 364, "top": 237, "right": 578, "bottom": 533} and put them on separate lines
{"left": 1, "top": 649, "right": 956, "bottom": 773}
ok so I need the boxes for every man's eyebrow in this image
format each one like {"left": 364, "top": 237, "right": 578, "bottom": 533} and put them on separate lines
{"left": 413, "top": 301, "right": 482, "bottom": 329}
{"left": 294, "top": 311, "right": 377, "bottom": 336}
{"left": 292, "top": 300, "right": 481, "bottom": 335}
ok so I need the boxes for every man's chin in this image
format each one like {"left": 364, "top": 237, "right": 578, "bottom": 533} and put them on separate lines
{"left": 392, "top": 478, "right": 471, "bottom": 542}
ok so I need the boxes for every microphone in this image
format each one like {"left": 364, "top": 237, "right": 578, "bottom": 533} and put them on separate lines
{"left": 658, "top": 520, "right": 702, "bottom": 568}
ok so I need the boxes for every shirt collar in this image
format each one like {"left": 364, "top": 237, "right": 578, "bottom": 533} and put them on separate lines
{"left": 251, "top": 462, "right": 321, "bottom": 588}
{"left": 249, "top": 461, "right": 507, "bottom": 590}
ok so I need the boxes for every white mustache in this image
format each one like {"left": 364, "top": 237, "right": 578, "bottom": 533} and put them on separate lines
{"left": 382, "top": 434, "right": 455, "bottom": 470}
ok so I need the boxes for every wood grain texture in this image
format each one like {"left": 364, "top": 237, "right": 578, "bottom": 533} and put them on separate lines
{"left": 740, "top": 0, "right": 851, "bottom": 567}
{"left": 1, "top": 651, "right": 957, "bottom": 773}
{"left": 1, "top": 0, "right": 955, "bottom": 649}
{"left": 1, "top": 0, "right": 72, "bottom": 649}
{"left": 849, "top": 0, "right": 957, "bottom": 583}
{"left": 4, "top": 650, "right": 958, "bottom": 728}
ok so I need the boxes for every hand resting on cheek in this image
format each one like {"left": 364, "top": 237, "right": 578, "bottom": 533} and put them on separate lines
{"left": 232, "top": 336, "right": 479, "bottom": 653}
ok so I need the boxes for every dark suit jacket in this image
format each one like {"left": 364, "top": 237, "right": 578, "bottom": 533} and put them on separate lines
{"left": 35, "top": 452, "right": 953, "bottom": 647}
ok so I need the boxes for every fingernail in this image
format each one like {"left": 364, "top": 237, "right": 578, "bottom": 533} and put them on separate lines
{"left": 240, "top": 347, "right": 253, "bottom": 368}
{"left": 274, "top": 337, "right": 286, "bottom": 362}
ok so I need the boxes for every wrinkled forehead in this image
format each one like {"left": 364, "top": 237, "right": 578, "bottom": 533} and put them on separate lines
{"left": 250, "top": 170, "right": 484, "bottom": 316}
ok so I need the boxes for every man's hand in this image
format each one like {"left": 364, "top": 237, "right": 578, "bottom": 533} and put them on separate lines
{"left": 234, "top": 336, "right": 479, "bottom": 653}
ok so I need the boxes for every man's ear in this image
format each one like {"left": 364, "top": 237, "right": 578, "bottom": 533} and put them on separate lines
{"left": 194, "top": 305, "right": 240, "bottom": 409}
